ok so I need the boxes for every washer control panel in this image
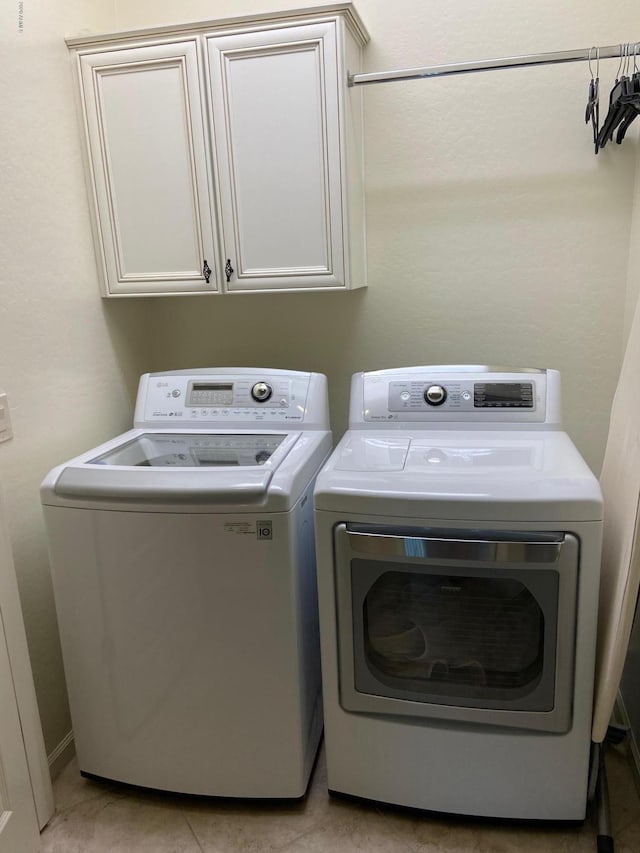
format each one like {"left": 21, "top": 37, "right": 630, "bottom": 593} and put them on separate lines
{"left": 357, "top": 367, "right": 558, "bottom": 427}
{"left": 186, "top": 379, "right": 284, "bottom": 410}
{"left": 139, "top": 373, "right": 309, "bottom": 424}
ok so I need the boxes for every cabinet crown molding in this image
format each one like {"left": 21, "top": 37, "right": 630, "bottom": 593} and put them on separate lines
{"left": 65, "top": 2, "right": 369, "bottom": 50}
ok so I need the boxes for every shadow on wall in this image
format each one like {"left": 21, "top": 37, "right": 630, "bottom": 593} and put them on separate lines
{"left": 105, "top": 288, "right": 370, "bottom": 436}
{"left": 101, "top": 298, "right": 168, "bottom": 408}
{"left": 366, "top": 166, "right": 634, "bottom": 228}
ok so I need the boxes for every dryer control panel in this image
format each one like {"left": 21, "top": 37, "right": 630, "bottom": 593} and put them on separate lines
{"left": 352, "top": 366, "right": 561, "bottom": 429}
{"left": 133, "top": 369, "right": 330, "bottom": 430}
{"left": 388, "top": 379, "right": 534, "bottom": 412}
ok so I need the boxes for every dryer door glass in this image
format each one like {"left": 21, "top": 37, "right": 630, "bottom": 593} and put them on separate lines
{"left": 333, "top": 524, "right": 579, "bottom": 733}
{"left": 362, "top": 570, "right": 548, "bottom": 703}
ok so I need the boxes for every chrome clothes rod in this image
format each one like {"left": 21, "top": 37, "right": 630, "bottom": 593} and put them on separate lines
{"left": 348, "top": 43, "right": 639, "bottom": 87}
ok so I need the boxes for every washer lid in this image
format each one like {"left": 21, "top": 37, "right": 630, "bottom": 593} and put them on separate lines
{"left": 49, "top": 429, "right": 300, "bottom": 505}
{"left": 314, "top": 430, "right": 603, "bottom": 522}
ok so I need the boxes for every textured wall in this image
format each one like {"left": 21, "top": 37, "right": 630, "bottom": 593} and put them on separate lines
{"left": 624, "top": 152, "right": 640, "bottom": 346}
{"left": 0, "top": 0, "right": 152, "bottom": 756}
{"left": 115, "top": 0, "right": 638, "bottom": 474}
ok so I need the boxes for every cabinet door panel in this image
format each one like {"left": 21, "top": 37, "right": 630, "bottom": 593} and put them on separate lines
{"left": 80, "top": 41, "right": 218, "bottom": 295}
{"left": 207, "top": 23, "right": 345, "bottom": 291}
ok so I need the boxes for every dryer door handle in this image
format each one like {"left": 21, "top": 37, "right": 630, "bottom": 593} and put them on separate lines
{"left": 345, "top": 529, "right": 564, "bottom": 564}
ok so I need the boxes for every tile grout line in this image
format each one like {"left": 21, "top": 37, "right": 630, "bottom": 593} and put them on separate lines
{"left": 268, "top": 810, "right": 345, "bottom": 852}
{"left": 617, "top": 812, "right": 640, "bottom": 846}
{"left": 48, "top": 787, "right": 124, "bottom": 820}
{"left": 375, "top": 807, "right": 424, "bottom": 853}
{"left": 182, "top": 810, "right": 206, "bottom": 853}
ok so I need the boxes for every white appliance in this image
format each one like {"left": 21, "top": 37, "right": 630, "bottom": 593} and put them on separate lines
{"left": 314, "top": 366, "right": 603, "bottom": 820}
{"left": 41, "top": 368, "right": 331, "bottom": 798}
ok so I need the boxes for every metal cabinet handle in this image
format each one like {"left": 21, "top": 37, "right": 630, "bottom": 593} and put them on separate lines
{"left": 202, "top": 260, "right": 211, "bottom": 283}
{"left": 346, "top": 530, "right": 564, "bottom": 564}
{"left": 225, "top": 259, "right": 234, "bottom": 282}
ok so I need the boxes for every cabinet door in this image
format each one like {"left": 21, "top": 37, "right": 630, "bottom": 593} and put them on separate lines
{"left": 78, "top": 40, "right": 218, "bottom": 296}
{"left": 206, "top": 23, "right": 345, "bottom": 292}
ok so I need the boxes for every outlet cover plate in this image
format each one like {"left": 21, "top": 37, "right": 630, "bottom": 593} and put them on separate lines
{"left": 0, "top": 393, "right": 13, "bottom": 442}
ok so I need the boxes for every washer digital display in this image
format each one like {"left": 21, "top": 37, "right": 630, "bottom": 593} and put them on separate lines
{"left": 187, "top": 382, "right": 234, "bottom": 407}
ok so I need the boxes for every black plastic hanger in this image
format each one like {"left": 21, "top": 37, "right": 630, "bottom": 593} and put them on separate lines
{"left": 598, "top": 45, "right": 635, "bottom": 150}
{"left": 615, "top": 45, "right": 640, "bottom": 144}
{"left": 585, "top": 47, "right": 600, "bottom": 153}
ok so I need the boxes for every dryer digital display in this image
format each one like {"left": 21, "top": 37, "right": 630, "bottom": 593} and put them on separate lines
{"left": 474, "top": 382, "right": 534, "bottom": 408}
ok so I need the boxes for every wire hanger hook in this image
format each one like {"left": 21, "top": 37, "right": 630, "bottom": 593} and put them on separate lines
{"left": 616, "top": 44, "right": 624, "bottom": 80}
{"left": 588, "top": 45, "right": 600, "bottom": 80}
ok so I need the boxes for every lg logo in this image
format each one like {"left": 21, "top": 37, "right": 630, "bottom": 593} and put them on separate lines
{"left": 257, "top": 521, "right": 273, "bottom": 540}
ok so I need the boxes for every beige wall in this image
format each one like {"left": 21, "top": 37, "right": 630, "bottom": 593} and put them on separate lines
{"left": 625, "top": 149, "right": 640, "bottom": 346}
{"left": 0, "top": 0, "right": 153, "bottom": 756}
{"left": 2, "top": 0, "right": 639, "bottom": 761}
{"left": 116, "top": 0, "right": 638, "bottom": 474}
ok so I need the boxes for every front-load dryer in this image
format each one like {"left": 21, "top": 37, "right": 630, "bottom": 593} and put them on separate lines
{"left": 41, "top": 368, "right": 331, "bottom": 798}
{"left": 313, "top": 366, "right": 603, "bottom": 820}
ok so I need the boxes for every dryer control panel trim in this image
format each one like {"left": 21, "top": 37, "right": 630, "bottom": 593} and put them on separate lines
{"left": 350, "top": 367, "right": 561, "bottom": 428}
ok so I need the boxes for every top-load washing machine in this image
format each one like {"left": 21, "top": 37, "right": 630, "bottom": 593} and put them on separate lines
{"left": 314, "top": 366, "right": 603, "bottom": 820}
{"left": 41, "top": 368, "right": 331, "bottom": 798}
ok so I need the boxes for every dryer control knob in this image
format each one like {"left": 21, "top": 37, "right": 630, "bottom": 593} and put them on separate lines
{"left": 424, "top": 385, "right": 447, "bottom": 406}
{"left": 251, "top": 382, "right": 273, "bottom": 403}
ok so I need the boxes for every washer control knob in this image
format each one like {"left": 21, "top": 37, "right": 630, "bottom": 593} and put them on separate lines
{"left": 251, "top": 382, "right": 273, "bottom": 403}
{"left": 424, "top": 384, "right": 447, "bottom": 406}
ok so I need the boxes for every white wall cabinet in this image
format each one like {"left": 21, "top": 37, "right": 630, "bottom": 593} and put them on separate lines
{"left": 69, "top": 4, "right": 368, "bottom": 297}
{"left": 77, "top": 40, "right": 219, "bottom": 296}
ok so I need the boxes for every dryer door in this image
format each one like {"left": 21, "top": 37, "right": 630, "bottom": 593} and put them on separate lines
{"left": 333, "top": 524, "right": 579, "bottom": 733}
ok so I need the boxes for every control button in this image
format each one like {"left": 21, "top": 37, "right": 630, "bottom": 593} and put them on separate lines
{"left": 280, "top": 398, "right": 288, "bottom": 407}
{"left": 424, "top": 385, "right": 447, "bottom": 406}
{"left": 461, "top": 391, "right": 471, "bottom": 401}
{"left": 400, "top": 391, "right": 411, "bottom": 402}
{"left": 171, "top": 389, "right": 181, "bottom": 398}
{"left": 251, "top": 382, "right": 273, "bottom": 403}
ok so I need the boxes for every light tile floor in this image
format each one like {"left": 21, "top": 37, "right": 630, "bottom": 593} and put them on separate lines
{"left": 41, "top": 744, "right": 640, "bottom": 853}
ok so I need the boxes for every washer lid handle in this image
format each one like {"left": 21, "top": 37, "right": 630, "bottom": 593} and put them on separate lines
{"left": 53, "top": 467, "right": 273, "bottom": 505}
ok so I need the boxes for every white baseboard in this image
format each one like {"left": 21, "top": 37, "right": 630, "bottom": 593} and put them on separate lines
{"left": 47, "top": 730, "right": 74, "bottom": 781}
